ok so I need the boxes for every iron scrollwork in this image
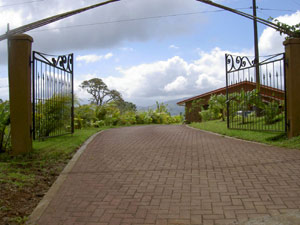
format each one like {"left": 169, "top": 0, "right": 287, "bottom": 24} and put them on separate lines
{"left": 33, "top": 51, "right": 73, "bottom": 73}
{"left": 226, "top": 54, "right": 254, "bottom": 73}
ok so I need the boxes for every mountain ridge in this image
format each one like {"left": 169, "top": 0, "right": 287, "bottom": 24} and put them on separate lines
{"left": 137, "top": 98, "right": 186, "bottom": 116}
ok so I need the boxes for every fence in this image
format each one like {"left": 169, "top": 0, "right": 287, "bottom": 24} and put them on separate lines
{"left": 225, "top": 53, "right": 287, "bottom": 132}
{"left": 32, "top": 51, "right": 74, "bottom": 140}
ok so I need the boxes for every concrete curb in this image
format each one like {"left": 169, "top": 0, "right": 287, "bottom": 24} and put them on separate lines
{"left": 185, "top": 124, "right": 272, "bottom": 148}
{"left": 26, "top": 130, "right": 105, "bottom": 225}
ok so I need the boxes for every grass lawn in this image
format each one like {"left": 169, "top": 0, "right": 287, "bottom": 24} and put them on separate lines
{"left": 189, "top": 120, "right": 300, "bottom": 150}
{"left": 0, "top": 126, "right": 113, "bottom": 224}
{"left": 228, "top": 113, "right": 285, "bottom": 132}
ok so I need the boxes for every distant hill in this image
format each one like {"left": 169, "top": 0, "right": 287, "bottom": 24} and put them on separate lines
{"left": 137, "top": 98, "right": 186, "bottom": 116}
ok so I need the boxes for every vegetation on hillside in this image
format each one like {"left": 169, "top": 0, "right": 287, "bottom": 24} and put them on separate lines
{"left": 75, "top": 78, "right": 183, "bottom": 129}
{"left": 75, "top": 101, "right": 183, "bottom": 129}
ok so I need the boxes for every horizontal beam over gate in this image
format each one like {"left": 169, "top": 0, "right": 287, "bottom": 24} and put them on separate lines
{"left": 195, "top": 0, "right": 299, "bottom": 38}
{"left": 0, "top": 0, "right": 119, "bottom": 42}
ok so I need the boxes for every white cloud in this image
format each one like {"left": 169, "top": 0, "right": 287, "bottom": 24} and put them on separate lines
{"left": 0, "top": 9, "right": 23, "bottom": 29}
{"left": 74, "top": 73, "right": 97, "bottom": 104}
{"left": 2, "top": 3, "right": 298, "bottom": 106}
{"left": 102, "top": 48, "right": 248, "bottom": 105}
{"left": 76, "top": 53, "right": 113, "bottom": 63}
{"left": 169, "top": 45, "right": 179, "bottom": 50}
{"left": 104, "top": 56, "right": 190, "bottom": 99}
{"left": 101, "top": 34, "right": 287, "bottom": 106}
{"left": 76, "top": 54, "right": 102, "bottom": 63}
{"left": 0, "top": 0, "right": 204, "bottom": 55}
{"left": 75, "top": 7, "right": 299, "bottom": 106}
{"left": 0, "top": 77, "right": 9, "bottom": 100}
{"left": 120, "top": 47, "right": 134, "bottom": 52}
{"left": 104, "top": 53, "right": 113, "bottom": 59}
{"left": 259, "top": 11, "right": 300, "bottom": 55}
{"left": 164, "top": 76, "right": 187, "bottom": 92}
{"left": 196, "top": 74, "right": 222, "bottom": 89}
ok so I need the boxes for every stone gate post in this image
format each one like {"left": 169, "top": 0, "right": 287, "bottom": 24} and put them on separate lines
{"left": 8, "top": 34, "right": 33, "bottom": 155}
{"left": 284, "top": 38, "right": 300, "bottom": 138}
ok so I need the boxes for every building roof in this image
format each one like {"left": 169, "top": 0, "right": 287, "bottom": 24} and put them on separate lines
{"left": 177, "top": 81, "right": 284, "bottom": 105}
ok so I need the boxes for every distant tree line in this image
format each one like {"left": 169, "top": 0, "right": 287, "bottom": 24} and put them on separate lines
{"left": 75, "top": 78, "right": 183, "bottom": 128}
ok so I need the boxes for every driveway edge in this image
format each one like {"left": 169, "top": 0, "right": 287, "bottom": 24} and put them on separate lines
{"left": 185, "top": 124, "right": 271, "bottom": 147}
{"left": 26, "top": 130, "right": 105, "bottom": 225}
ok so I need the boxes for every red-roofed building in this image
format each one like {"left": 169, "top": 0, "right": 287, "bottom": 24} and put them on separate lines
{"left": 177, "top": 81, "right": 285, "bottom": 123}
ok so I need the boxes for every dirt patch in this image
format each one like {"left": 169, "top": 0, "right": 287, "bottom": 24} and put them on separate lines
{"left": 0, "top": 162, "right": 66, "bottom": 225}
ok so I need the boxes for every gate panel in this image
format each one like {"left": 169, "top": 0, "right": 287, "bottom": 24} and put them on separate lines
{"left": 225, "top": 53, "right": 286, "bottom": 132}
{"left": 32, "top": 51, "right": 74, "bottom": 140}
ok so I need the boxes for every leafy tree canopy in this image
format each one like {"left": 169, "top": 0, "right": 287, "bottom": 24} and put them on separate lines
{"left": 80, "top": 78, "right": 122, "bottom": 106}
{"left": 116, "top": 100, "right": 137, "bottom": 113}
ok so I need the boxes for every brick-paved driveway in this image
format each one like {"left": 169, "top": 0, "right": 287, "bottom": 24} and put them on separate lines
{"left": 35, "top": 125, "right": 300, "bottom": 225}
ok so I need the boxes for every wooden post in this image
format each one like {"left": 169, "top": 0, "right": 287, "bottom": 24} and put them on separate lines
{"left": 8, "top": 34, "right": 33, "bottom": 155}
{"left": 284, "top": 38, "right": 300, "bottom": 138}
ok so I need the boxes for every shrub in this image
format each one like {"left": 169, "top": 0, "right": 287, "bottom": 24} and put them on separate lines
{"left": 199, "top": 109, "right": 211, "bottom": 122}
{"left": 0, "top": 100, "right": 10, "bottom": 153}
{"left": 171, "top": 115, "right": 183, "bottom": 123}
{"left": 102, "top": 102, "right": 120, "bottom": 126}
{"left": 75, "top": 101, "right": 183, "bottom": 128}
{"left": 118, "top": 111, "right": 136, "bottom": 125}
{"left": 136, "top": 112, "right": 152, "bottom": 124}
{"left": 74, "top": 117, "right": 83, "bottom": 129}
{"left": 95, "top": 105, "right": 106, "bottom": 121}
{"left": 75, "top": 104, "right": 97, "bottom": 127}
{"left": 264, "top": 101, "right": 280, "bottom": 124}
{"left": 35, "top": 94, "right": 72, "bottom": 137}
{"left": 91, "top": 120, "right": 105, "bottom": 127}
{"left": 208, "top": 94, "right": 226, "bottom": 120}
{"left": 233, "top": 115, "right": 243, "bottom": 123}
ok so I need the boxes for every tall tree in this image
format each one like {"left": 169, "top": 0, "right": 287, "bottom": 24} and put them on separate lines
{"left": 80, "top": 78, "right": 122, "bottom": 106}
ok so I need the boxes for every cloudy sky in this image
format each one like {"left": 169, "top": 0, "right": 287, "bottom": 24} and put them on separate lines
{"left": 0, "top": 0, "right": 299, "bottom": 106}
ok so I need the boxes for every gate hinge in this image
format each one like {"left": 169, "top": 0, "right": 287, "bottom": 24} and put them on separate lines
{"left": 285, "top": 57, "right": 289, "bottom": 67}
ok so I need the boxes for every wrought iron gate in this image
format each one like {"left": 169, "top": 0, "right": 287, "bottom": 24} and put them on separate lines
{"left": 32, "top": 51, "right": 74, "bottom": 140}
{"left": 225, "top": 53, "right": 287, "bottom": 132}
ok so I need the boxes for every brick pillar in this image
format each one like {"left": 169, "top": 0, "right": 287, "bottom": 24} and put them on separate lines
{"left": 284, "top": 38, "right": 300, "bottom": 138}
{"left": 8, "top": 34, "right": 33, "bottom": 155}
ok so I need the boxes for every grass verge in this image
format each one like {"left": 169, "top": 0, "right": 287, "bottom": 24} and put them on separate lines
{"left": 189, "top": 120, "right": 300, "bottom": 150}
{"left": 0, "top": 126, "right": 112, "bottom": 225}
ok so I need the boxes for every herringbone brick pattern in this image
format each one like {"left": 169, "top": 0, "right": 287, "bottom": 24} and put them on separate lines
{"left": 37, "top": 125, "right": 300, "bottom": 225}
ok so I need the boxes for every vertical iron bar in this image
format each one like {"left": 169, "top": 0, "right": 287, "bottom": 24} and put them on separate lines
{"left": 253, "top": 0, "right": 260, "bottom": 91}
{"left": 225, "top": 54, "right": 230, "bottom": 129}
{"left": 283, "top": 53, "right": 288, "bottom": 133}
{"left": 44, "top": 63, "right": 46, "bottom": 138}
{"left": 60, "top": 68, "right": 63, "bottom": 135}
{"left": 278, "top": 61, "right": 280, "bottom": 131}
{"left": 53, "top": 66, "right": 55, "bottom": 136}
{"left": 71, "top": 54, "right": 74, "bottom": 134}
{"left": 63, "top": 69, "right": 65, "bottom": 135}
{"left": 39, "top": 61, "right": 42, "bottom": 140}
{"left": 32, "top": 52, "right": 36, "bottom": 140}
{"left": 59, "top": 67, "right": 61, "bottom": 135}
